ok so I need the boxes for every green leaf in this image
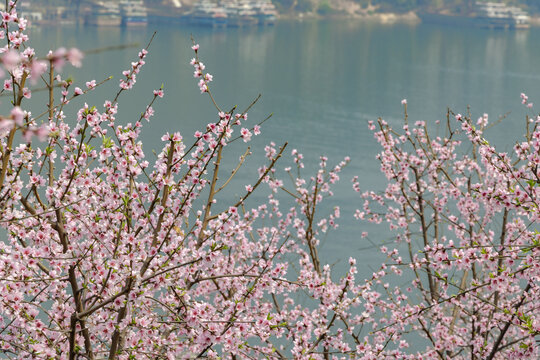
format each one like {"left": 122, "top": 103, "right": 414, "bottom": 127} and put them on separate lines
{"left": 102, "top": 136, "right": 113, "bottom": 148}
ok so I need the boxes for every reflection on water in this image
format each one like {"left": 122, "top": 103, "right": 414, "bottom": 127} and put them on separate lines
{"left": 13, "top": 21, "right": 540, "bottom": 274}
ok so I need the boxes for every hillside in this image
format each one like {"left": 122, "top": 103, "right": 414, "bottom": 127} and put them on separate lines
{"left": 154, "top": 0, "right": 539, "bottom": 16}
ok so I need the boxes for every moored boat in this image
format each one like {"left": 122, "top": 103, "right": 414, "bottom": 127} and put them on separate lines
{"left": 418, "top": 1, "right": 530, "bottom": 30}
{"left": 120, "top": 0, "right": 148, "bottom": 27}
{"left": 508, "top": 6, "right": 530, "bottom": 29}
{"left": 86, "top": 2, "right": 122, "bottom": 26}
{"left": 183, "top": 0, "right": 228, "bottom": 27}
{"left": 222, "top": 0, "right": 256, "bottom": 27}
{"left": 252, "top": 0, "right": 278, "bottom": 25}
{"left": 180, "top": 0, "right": 278, "bottom": 27}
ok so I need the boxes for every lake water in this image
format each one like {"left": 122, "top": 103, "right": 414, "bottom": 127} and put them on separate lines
{"left": 20, "top": 20, "right": 540, "bottom": 276}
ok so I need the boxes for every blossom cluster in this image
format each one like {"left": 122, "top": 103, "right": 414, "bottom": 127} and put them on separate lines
{"left": 356, "top": 107, "right": 540, "bottom": 358}
{"left": 0, "top": 4, "right": 366, "bottom": 359}
{"left": 0, "top": 2, "right": 538, "bottom": 359}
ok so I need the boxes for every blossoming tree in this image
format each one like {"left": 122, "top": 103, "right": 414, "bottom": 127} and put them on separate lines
{"left": 0, "top": 1, "right": 538, "bottom": 359}
{"left": 356, "top": 105, "right": 540, "bottom": 359}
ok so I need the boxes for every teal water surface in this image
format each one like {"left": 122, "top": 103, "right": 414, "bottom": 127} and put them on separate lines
{"left": 19, "top": 20, "right": 540, "bottom": 275}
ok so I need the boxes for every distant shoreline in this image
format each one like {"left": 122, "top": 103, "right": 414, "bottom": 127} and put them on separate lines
{"left": 282, "top": 11, "right": 540, "bottom": 27}
{"left": 278, "top": 11, "right": 420, "bottom": 25}
{"left": 26, "top": 10, "right": 540, "bottom": 28}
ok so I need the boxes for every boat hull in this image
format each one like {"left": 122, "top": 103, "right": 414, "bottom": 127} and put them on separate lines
{"left": 418, "top": 11, "right": 529, "bottom": 29}
{"left": 122, "top": 17, "right": 148, "bottom": 26}
{"left": 86, "top": 16, "right": 122, "bottom": 26}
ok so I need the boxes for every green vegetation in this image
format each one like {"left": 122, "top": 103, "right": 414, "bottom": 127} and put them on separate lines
{"left": 316, "top": 0, "right": 334, "bottom": 15}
